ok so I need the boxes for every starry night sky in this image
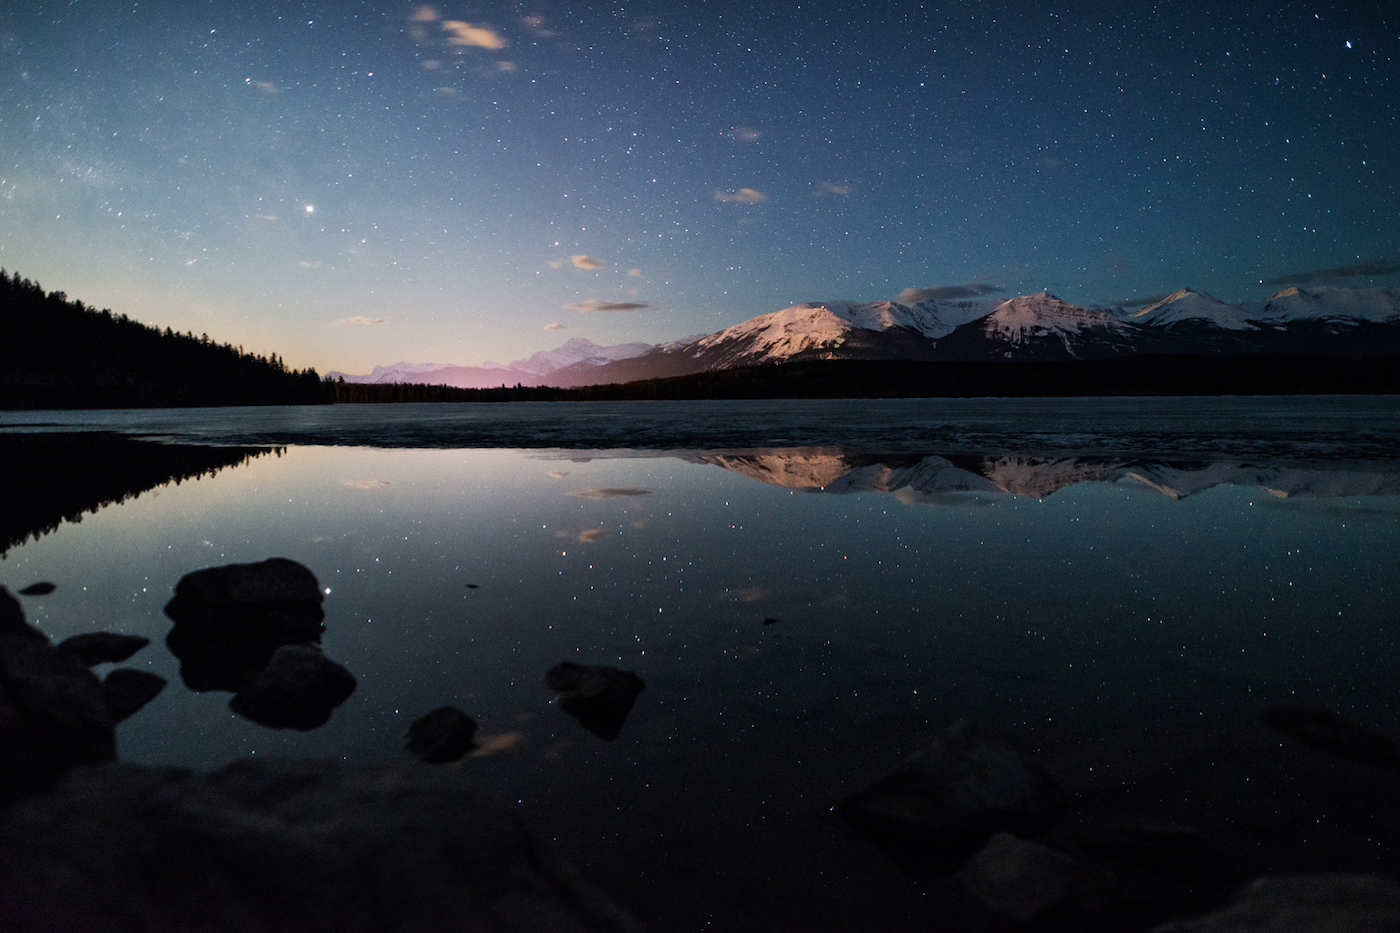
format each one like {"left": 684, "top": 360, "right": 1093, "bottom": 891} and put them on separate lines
{"left": 2, "top": 1, "right": 1397, "bottom": 373}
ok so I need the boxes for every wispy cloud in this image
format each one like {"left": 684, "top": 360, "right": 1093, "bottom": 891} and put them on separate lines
{"left": 442, "top": 20, "right": 507, "bottom": 49}
{"left": 410, "top": 5, "right": 440, "bottom": 22}
{"left": 251, "top": 213, "right": 277, "bottom": 221}
{"left": 564, "top": 299, "right": 648, "bottom": 313}
{"left": 577, "top": 528, "right": 608, "bottom": 543}
{"left": 819, "top": 180, "right": 852, "bottom": 196}
{"left": 343, "top": 479, "right": 393, "bottom": 489}
{"left": 337, "top": 315, "right": 386, "bottom": 325}
{"left": 714, "top": 188, "right": 766, "bottom": 204}
{"left": 628, "top": 268, "right": 643, "bottom": 278}
{"left": 299, "top": 260, "right": 322, "bottom": 268}
{"left": 1263, "top": 260, "right": 1399, "bottom": 286}
{"left": 894, "top": 283, "right": 1002, "bottom": 303}
{"left": 568, "top": 486, "right": 652, "bottom": 499}
{"left": 570, "top": 254, "right": 604, "bottom": 269}
{"left": 543, "top": 322, "right": 569, "bottom": 330}
{"left": 249, "top": 80, "right": 278, "bottom": 95}
{"left": 731, "top": 126, "right": 763, "bottom": 141}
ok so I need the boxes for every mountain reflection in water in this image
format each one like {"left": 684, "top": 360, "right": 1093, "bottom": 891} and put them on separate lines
{"left": 1, "top": 400, "right": 1399, "bottom": 932}
{"left": 684, "top": 449, "right": 1400, "bottom": 501}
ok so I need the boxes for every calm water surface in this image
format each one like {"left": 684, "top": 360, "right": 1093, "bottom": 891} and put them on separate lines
{"left": 2, "top": 397, "right": 1398, "bottom": 931}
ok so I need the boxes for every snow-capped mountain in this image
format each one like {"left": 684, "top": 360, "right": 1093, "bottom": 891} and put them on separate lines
{"left": 936, "top": 292, "right": 1142, "bottom": 360}
{"left": 336, "top": 285, "right": 1400, "bottom": 389}
{"left": 1254, "top": 286, "right": 1400, "bottom": 324}
{"left": 1129, "top": 288, "right": 1258, "bottom": 331}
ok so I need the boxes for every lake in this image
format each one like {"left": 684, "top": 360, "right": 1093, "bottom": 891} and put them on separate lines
{"left": 2, "top": 397, "right": 1399, "bottom": 931}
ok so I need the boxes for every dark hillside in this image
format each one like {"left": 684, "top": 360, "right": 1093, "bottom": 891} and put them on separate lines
{"left": 0, "top": 270, "right": 332, "bottom": 409}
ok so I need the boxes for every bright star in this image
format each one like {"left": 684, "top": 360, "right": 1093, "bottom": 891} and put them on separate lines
{"left": 305, "top": 205, "right": 315, "bottom": 213}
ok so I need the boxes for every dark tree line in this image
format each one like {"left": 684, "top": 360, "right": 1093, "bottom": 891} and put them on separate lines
{"left": 1, "top": 270, "right": 333, "bottom": 408}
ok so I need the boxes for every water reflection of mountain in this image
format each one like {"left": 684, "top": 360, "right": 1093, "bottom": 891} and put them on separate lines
{"left": 688, "top": 449, "right": 1400, "bottom": 501}
{"left": 0, "top": 433, "right": 278, "bottom": 554}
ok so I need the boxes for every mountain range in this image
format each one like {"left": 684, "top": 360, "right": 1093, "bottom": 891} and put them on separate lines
{"left": 327, "top": 285, "right": 1400, "bottom": 389}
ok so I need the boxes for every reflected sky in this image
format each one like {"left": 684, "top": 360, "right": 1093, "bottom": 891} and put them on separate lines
{"left": 2, "top": 421, "right": 1400, "bottom": 928}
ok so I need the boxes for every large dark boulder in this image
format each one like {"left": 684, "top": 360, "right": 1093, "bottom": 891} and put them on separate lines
{"left": 0, "top": 587, "right": 115, "bottom": 805}
{"left": 544, "top": 662, "right": 646, "bottom": 741}
{"left": 0, "top": 757, "right": 642, "bottom": 933}
{"left": 837, "top": 720, "right": 1066, "bottom": 876}
{"left": 405, "top": 706, "right": 479, "bottom": 763}
{"left": 163, "top": 558, "right": 326, "bottom": 692}
{"left": 228, "top": 645, "right": 356, "bottom": 730}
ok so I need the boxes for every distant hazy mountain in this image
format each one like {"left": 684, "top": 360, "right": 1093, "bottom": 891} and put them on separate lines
{"left": 341, "top": 286, "right": 1400, "bottom": 389}
{"left": 325, "top": 337, "right": 654, "bottom": 388}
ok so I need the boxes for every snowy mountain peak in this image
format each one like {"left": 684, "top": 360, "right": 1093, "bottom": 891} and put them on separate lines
{"left": 1131, "top": 287, "right": 1258, "bottom": 331}
{"left": 983, "top": 293, "right": 1129, "bottom": 344}
{"left": 1259, "top": 286, "right": 1400, "bottom": 324}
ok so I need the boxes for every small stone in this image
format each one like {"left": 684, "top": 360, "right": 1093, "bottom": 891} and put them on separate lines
{"left": 56, "top": 633, "right": 151, "bottom": 667}
{"left": 101, "top": 669, "right": 167, "bottom": 723}
{"left": 405, "top": 706, "right": 479, "bottom": 763}
{"left": 18, "top": 582, "right": 56, "bottom": 596}
{"left": 229, "top": 645, "right": 356, "bottom": 731}
{"left": 837, "top": 720, "right": 1066, "bottom": 876}
{"left": 545, "top": 662, "right": 646, "bottom": 741}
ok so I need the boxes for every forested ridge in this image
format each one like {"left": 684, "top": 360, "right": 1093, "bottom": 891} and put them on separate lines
{"left": 0, "top": 270, "right": 332, "bottom": 408}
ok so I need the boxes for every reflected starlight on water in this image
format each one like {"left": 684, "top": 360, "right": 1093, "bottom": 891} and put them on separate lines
{"left": 1, "top": 398, "right": 1398, "bottom": 930}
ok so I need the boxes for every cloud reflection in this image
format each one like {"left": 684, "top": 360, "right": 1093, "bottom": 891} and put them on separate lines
{"left": 568, "top": 486, "right": 652, "bottom": 499}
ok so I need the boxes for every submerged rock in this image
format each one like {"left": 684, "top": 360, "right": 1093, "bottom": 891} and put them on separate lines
{"left": 406, "top": 706, "right": 479, "bottom": 763}
{"left": 544, "top": 662, "right": 646, "bottom": 741}
{"left": 101, "top": 669, "right": 167, "bottom": 723}
{"left": 56, "top": 632, "right": 151, "bottom": 667}
{"left": 164, "top": 557, "right": 324, "bottom": 640}
{"left": 1261, "top": 706, "right": 1400, "bottom": 773}
{"left": 1150, "top": 874, "right": 1400, "bottom": 932}
{"left": 0, "top": 757, "right": 642, "bottom": 933}
{"left": 837, "top": 719, "right": 1066, "bottom": 876}
{"left": 163, "top": 558, "right": 336, "bottom": 695}
{"left": 229, "top": 644, "right": 356, "bottom": 730}
{"left": 0, "top": 587, "right": 115, "bottom": 804}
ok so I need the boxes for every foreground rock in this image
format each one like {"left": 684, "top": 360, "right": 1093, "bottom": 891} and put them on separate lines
{"left": 101, "top": 668, "right": 167, "bottom": 723}
{"left": 837, "top": 720, "right": 1066, "bottom": 876}
{"left": 228, "top": 644, "right": 356, "bottom": 730}
{"left": 164, "top": 558, "right": 325, "bottom": 692}
{"left": 1075, "top": 824, "right": 1241, "bottom": 888}
{"left": 56, "top": 632, "right": 151, "bottom": 666}
{"left": 406, "top": 706, "right": 478, "bottom": 762}
{"left": 545, "top": 662, "right": 646, "bottom": 741}
{"left": 0, "top": 757, "right": 642, "bottom": 933}
{"left": 1150, "top": 874, "right": 1400, "bottom": 932}
{"left": 0, "top": 587, "right": 115, "bottom": 804}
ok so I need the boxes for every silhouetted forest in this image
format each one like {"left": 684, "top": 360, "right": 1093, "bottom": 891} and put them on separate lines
{"left": 0, "top": 433, "right": 278, "bottom": 555}
{"left": 332, "top": 352, "right": 1400, "bottom": 403}
{"left": 0, "top": 270, "right": 332, "bottom": 408}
